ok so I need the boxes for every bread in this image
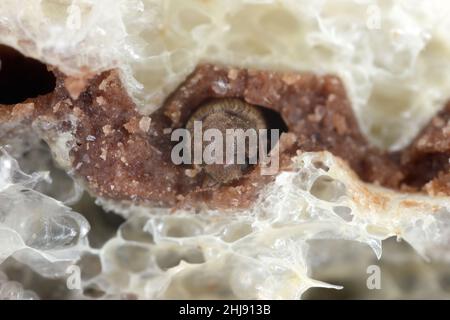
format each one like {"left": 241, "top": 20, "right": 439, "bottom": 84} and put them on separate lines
{"left": 0, "top": 0, "right": 449, "bottom": 299}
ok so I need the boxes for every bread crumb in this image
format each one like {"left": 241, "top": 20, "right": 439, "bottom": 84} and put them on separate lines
{"left": 96, "top": 96, "right": 106, "bottom": 105}
{"left": 100, "top": 148, "right": 107, "bottom": 161}
{"left": 139, "top": 116, "right": 152, "bottom": 133}
{"left": 102, "top": 125, "right": 112, "bottom": 135}
{"left": 228, "top": 69, "right": 239, "bottom": 80}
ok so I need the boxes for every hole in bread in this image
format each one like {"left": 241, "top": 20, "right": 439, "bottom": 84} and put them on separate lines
{"left": 333, "top": 206, "right": 353, "bottom": 222}
{"left": 115, "top": 244, "right": 153, "bottom": 273}
{"left": 119, "top": 216, "right": 154, "bottom": 244}
{"left": 0, "top": 44, "right": 56, "bottom": 105}
{"left": 262, "top": 107, "right": 288, "bottom": 139}
{"left": 78, "top": 253, "right": 102, "bottom": 281}
{"left": 82, "top": 284, "right": 106, "bottom": 299}
{"left": 313, "top": 160, "right": 330, "bottom": 172}
{"left": 155, "top": 245, "right": 205, "bottom": 271}
{"left": 310, "top": 175, "right": 347, "bottom": 202}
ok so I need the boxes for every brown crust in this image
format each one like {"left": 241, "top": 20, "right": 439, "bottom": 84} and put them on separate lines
{"left": 1, "top": 64, "right": 449, "bottom": 210}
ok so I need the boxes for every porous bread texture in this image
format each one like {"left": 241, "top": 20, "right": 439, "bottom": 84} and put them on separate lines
{"left": 93, "top": 151, "right": 449, "bottom": 298}
{"left": 0, "top": 150, "right": 89, "bottom": 279}
{"left": 1, "top": 0, "right": 450, "bottom": 299}
{"left": 3, "top": 150, "right": 447, "bottom": 299}
{"left": 1, "top": 0, "right": 450, "bottom": 149}
{"left": 0, "top": 270, "right": 39, "bottom": 299}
